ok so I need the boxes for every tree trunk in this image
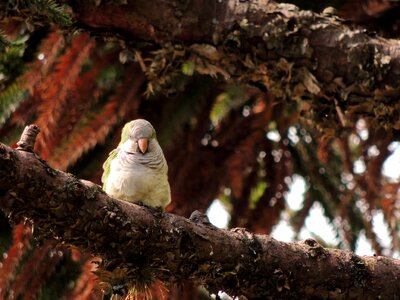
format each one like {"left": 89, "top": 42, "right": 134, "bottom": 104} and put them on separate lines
{"left": 0, "top": 126, "right": 399, "bottom": 299}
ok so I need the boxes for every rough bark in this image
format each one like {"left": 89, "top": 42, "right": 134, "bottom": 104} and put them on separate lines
{"left": 66, "top": 0, "right": 400, "bottom": 130}
{"left": 0, "top": 127, "right": 399, "bottom": 299}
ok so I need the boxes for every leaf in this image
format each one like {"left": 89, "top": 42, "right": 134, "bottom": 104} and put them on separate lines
{"left": 210, "top": 85, "right": 248, "bottom": 124}
{"left": 300, "top": 68, "right": 321, "bottom": 95}
{"left": 190, "top": 56, "right": 230, "bottom": 79}
{"left": 190, "top": 44, "right": 220, "bottom": 61}
{"left": 181, "top": 61, "right": 195, "bottom": 76}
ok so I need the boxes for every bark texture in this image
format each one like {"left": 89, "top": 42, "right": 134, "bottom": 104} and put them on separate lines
{"left": 0, "top": 130, "right": 400, "bottom": 299}
{"left": 68, "top": 0, "right": 400, "bottom": 131}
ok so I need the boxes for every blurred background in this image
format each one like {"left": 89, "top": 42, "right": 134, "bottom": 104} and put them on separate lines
{"left": 0, "top": 0, "right": 399, "bottom": 299}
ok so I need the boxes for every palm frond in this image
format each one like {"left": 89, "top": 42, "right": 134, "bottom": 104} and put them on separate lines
{"left": 34, "top": 33, "right": 94, "bottom": 158}
{"left": 49, "top": 66, "right": 143, "bottom": 171}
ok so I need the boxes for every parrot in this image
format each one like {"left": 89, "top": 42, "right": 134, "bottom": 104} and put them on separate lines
{"left": 101, "top": 119, "right": 171, "bottom": 209}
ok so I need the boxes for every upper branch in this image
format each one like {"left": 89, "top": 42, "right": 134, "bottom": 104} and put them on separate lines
{"left": 70, "top": 0, "right": 400, "bottom": 130}
{"left": 0, "top": 127, "right": 399, "bottom": 298}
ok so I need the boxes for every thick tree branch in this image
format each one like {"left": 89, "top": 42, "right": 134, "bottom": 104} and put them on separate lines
{"left": 67, "top": 0, "right": 400, "bottom": 130}
{"left": 0, "top": 127, "right": 400, "bottom": 299}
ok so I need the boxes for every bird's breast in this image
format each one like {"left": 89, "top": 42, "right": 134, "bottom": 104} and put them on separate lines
{"left": 105, "top": 158, "right": 170, "bottom": 207}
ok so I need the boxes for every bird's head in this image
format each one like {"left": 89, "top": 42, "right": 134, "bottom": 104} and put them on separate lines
{"left": 119, "top": 119, "right": 157, "bottom": 155}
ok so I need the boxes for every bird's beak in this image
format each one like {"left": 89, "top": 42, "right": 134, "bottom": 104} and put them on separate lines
{"left": 138, "top": 138, "right": 148, "bottom": 154}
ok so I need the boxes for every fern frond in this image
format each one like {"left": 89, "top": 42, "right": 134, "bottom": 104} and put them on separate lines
{"left": 51, "top": 53, "right": 120, "bottom": 149}
{"left": 34, "top": 33, "right": 94, "bottom": 158}
{"left": 49, "top": 67, "right": 143, "bottom": 171}
{"left": 0, "top": 83, "right": 28, "bottom": 127}
{"left": 0, "top": 31, "right": 65, "bottom": 145}
{"left": 22, "top": 30, "right": 65, "bottom": 94}
{"left": 3, "top": 30, "right": 64, "bottom": 124}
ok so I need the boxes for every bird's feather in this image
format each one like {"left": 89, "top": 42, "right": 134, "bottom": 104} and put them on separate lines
{"left": 102, "top": 121, "right": 133, "bottom": 191}
{"left": 102, "top": 147, "right": 118, "bottom": 191}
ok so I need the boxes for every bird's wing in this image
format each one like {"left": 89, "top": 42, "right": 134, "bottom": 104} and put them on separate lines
{"left": 101, "top": 147, "right": 119, "bottom": 191}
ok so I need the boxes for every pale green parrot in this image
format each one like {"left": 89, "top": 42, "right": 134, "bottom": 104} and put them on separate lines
{"left": 102, "top": 119, "right": 171, "bottom": 208}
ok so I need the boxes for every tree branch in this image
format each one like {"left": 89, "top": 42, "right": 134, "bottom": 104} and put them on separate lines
{"left": 0, "top": 126, "right": 399, "bottom": 299}
{"left": 68, "top": 0, "right": 400, "bottom": 130}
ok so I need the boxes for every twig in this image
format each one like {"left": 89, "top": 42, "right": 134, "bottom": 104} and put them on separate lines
{"left": 16, "top": 125, "right": 40, "bottom": 152}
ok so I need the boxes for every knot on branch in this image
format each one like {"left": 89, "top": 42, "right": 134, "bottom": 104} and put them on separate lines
{"left": 189, "top": 210, "right": 215, "bottom": 227}
{"left": 302, "top": 238, "right": 328, "bottom": 259}
{"left": 16, "top": 125, "right": 40, "bottom": 152}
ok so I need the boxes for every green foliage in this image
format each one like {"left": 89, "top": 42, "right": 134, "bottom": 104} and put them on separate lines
{"left": 181, "top": 61, "right": 195, "bottom": 76}
{"left": 0, "top": 34, "right": 29, "bottom": 84}
{"left": 97, "top": 65, "right": 120, "bottom": 89}
{"left": 249, "top": 181, "right": 267, "bottom": 209}
{"left": 0, "top": 126, "right": 24, "bottom": 145}
{"left": 210, "top": 93, "right": 231, "bottom": 125}
{"left": 0, "top": 31, "right": 11, "bottom": 52}
{"left": 156, "top": 75, "right": 215, "bottom": 148}
{"left": 0, "top": 83, "right": 28, "bottom": 126}
{"left": 209, "top": 85, "right": 247, "bottom": 124}
{"left": 19, "top": 0, "right": 73, "bottom": 27}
